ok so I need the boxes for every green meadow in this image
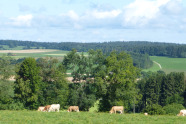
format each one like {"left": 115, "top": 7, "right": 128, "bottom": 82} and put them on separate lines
{"left": 143, "top": 56, "right": 186, "bottom": 74}
{"left": 0, "top": 110, "right": 186, "bottom": 124}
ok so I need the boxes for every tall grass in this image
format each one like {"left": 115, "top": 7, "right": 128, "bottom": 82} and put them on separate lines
{"left": 0, "top": 110, "right": 186, "bottom": 124}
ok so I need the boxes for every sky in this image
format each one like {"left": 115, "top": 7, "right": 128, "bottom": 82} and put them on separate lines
{"left": 0, "top": 0, "right": 186, "bottom": 43}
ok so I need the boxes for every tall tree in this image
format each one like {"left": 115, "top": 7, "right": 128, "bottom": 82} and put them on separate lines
{"left": 99, "top": 51, "right": 140, "bottom": 111}
{"left": 14, "top": 58, "right": 41, "bottom": 109}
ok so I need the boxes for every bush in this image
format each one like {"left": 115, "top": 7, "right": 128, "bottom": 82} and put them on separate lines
{"left": 0, "top": 102, "right": 24, "bottom": 110}
{"left": 143, "top": 104, "right": 165, "bottom": 115}
{"left": 163, "top": 103, "right": 185, "bottom": 115}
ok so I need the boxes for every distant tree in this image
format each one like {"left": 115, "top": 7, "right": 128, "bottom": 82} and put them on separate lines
{"left": 0, "top": 55, "right": 14, "bottom": 80}
{"left": 37, "top": 57, "right": 69, "bottom": 108}
{"left": 62, "top": 49, "right": 81, "bottom": 82}
{"left": 68, "top": 83, "right": 97, "bottom": 111}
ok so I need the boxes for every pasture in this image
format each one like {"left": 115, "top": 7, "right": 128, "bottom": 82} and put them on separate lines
{"left": 143, "top": 56, "right": 186, "bottom": 74}
{"left": 0, "top": 111, "right": 186, "bottom": 124}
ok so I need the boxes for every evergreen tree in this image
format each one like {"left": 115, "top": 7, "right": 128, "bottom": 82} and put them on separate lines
{"left": 14, "top": 58, "right": 41, "bottom": 109}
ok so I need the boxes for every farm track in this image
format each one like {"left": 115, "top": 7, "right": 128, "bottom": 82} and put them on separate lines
{"left": 153, "top": 61, "right": 162, "bottom": 69}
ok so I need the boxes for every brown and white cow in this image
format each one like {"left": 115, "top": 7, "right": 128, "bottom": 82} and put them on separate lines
{"left": 109, "top": 106, "right": 124, "bottom": 114}
{"left": 67, "top": 106, "right": 79, "bottom": 112}
{"left": 177, "top": 110, "right": 186, "bottom": 116}
{"left": 37, "top": 106, "right": 45, "bottom": 111}
{"left": 43, "top": 105, "right": 51, "bottom": 112}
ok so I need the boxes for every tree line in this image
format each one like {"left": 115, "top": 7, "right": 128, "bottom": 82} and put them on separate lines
{"left": 1, "top": 40, "right": 186, "bottom": 58}
{"left": 0, "top": 49, "right": 186, "bottom": 115}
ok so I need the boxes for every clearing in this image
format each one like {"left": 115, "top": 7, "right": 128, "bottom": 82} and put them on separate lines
{"left": 143, "top": 56, "right": 186, "bottom": 74}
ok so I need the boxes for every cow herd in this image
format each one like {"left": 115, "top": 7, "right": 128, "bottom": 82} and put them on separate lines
{"left": 37, "top": 104, "right": 80, "bottom": 112}
{"left": 38, "top": 105, "right": 123, "bottom": 113}
{"left": 38, "top": 104, "right": 60, "bottom": 112}
{"left": 37, "top": 105, "right": 186, "bottom": 116}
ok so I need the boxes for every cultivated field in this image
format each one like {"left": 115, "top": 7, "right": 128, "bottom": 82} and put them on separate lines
{"left": 143, "top": 56, "right": 186, "bottom": 74}
{"left": 0, "top": 49, "right": 81, "bottom": 59}
{"left": 0, "top": 111, "right": 185, "bottom": 124}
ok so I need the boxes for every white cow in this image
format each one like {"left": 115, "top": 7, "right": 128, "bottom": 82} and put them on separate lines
{"left": 144, "top": 113, "right": 148, "bottom": 116}
{"left": 177, "top": 110, "right": 186, "bottom": 116}
{"left": 48, "top": 104, "right": 60, "bottom": 112}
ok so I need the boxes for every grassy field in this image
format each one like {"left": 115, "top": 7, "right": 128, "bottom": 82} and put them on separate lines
{"left": 143, "top": 56, "right": 186, "bottom": 74}
{"left": 0, "top": 49, "right": 87, "bottom": 59}
{"left": 0, "top": 110, "right": 186, "bottom": 124}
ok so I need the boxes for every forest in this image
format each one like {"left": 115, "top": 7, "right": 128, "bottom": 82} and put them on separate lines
{"left": 1, "top": 40, "right": 186, "bottom": 58}
{"left": 0, "top": 48, "right": 185, "bottom": 115}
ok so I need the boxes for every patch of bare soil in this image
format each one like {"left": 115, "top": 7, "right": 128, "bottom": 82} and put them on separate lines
{"left": 0, "top": 49, "right": 58, "bottom": 53}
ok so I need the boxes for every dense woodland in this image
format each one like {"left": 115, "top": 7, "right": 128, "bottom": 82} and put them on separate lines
{"left": 0, "top": 49, "right": 186, "bottom": 115}
{"left": 1, "top": 40, "right": 186, "bottom": 58}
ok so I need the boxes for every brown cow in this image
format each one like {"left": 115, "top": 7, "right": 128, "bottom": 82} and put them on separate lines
{"left": 67, "top": 106, "right": 79, "bottom": 112}
{"left": 37, "top": 106, "right": 45, "bottom": 111}
{"left": 109, "top": 106, "right": 124, "bottom": 114}
{"left": 43, "top": 105, "right": 51, "bottom": 112}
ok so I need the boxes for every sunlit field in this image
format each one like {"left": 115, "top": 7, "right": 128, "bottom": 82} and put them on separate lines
{"left": 0, "top": 49, "right": 87, "bottom": 59}
{"left": 143, "top": 56, "right": 186, "bottom": 74}
{"left": 0, "top": 110, "right": 186, "bottom": 124}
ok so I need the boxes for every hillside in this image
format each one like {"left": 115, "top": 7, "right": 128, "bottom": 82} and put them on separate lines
{"left": 143, "top": 56, "right": 186, "bottom": 74}
{"left": 1, "top": 40, "right": 186, "bottom": 58}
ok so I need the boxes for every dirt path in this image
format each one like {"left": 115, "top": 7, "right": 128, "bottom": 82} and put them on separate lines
{"left": 153, "top": 61, "right": 162, "bottom": 69}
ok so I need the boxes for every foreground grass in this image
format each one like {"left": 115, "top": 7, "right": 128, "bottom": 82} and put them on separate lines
{"left": 0, "top": 111, "right": 186, "bottom": 124}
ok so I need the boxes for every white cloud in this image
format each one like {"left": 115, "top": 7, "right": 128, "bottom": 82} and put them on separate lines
{"left": 123, "top": 0, "right": 171, "bottom": 26}
{"left": 91, "top": 9, "right": 122, "bottom": 19}
{"left": 10, "top": 14, "right": 33, "bottom": 27}
{"left": 60, "top": 10, "right": 79, "bottom": 21}
{"left": 67, "top": 10, "right": 79, "bottom": 20}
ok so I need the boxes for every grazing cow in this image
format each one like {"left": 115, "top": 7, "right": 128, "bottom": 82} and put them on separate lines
{"left": 37, "top": 106, "right": 45, "bottom": 111}
{"left": 48, "top": 104, "right": 60, "bottom": 112}
{"left": 43, "top": 105, "right": 51, "bottom": 112}
{"left": 177, "top": 110, "right": 186, "bottom": 116}
{"left": 144, "top": 113, "right": 148, "bottom": 116}
{"left": 67, "top": 106, "right": 79, "bottom": 112}
{"left": 109, "top": 106, "right": 124, "bottom": 114}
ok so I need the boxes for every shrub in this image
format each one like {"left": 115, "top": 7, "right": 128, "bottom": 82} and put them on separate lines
{"left": 0, "top": 102, "right": 24, "bottom": 110}
{"left": 163, "top": 103, "right": 185, "bottom": 115}
{"left": 143, "top": 104, "right": 165, "bottom": 115}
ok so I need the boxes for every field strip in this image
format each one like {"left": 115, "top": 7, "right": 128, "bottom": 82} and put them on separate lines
{"left": 0, "top": 49, "right": 59, "bottom": 53}
{"left": 45, "top": 54, "right": 66, "bottom": 56}
{"left": 153, "top": 61, "right": 162, "bottom": 69}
